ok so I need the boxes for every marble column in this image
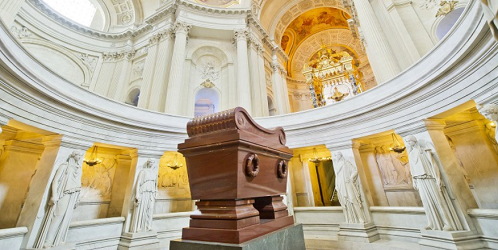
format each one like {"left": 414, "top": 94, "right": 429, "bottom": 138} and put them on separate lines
{"left": 327, "top": 142, "right": 379, "bottom": 243}
{"left": 234, "top": 29, "right": 252, "bottom": 114}
{"left": 118, "top": 151, "right": 162, "bottom": 250}
{"left": 281, "top": 72, "right": 291, "bottom": 114}
{"left": 113, "top": 52, "right": 134, "bottom": 101}
{"left": 138, "top": 33, "right": 161, "bottom": 109}
{"left": 15, "top": 136, "right": 91, "bottom": 248}
{"left": 271, "top": 61, "right": 284, "bottom": 115}
{"left": 257, "top": 46, "right": 269, "bottom": 116}
{"left": 397, "top": 119, "right": 481, "bottom": 249}
{"left": 0, "top": 0, "right": 25, "bottom": 26}
{"left": 383, "top": 0, "right": 434, "bottom": 57}
{"left": 164, "top": 22, "right": 191, "bottom": 115}
{"left": 148, "top": 30, "right": 173, "bottom": 112}
{"left": 94, "top": 56, "right": 119, "bottom": 96}
{"left": 248, "top": 37, "right": 263, "bottom": 117}
{"left": 351, "top": 0, "right": 400, "bottom": 83}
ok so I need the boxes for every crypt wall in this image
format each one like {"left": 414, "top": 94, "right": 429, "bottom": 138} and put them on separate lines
{"left": 0, "top": 0, "right": 498, "bottom": 249}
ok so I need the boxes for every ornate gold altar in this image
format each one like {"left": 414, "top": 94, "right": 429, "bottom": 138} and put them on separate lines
{"left": 303, "top": 47, "right": 364, "bottom": 108}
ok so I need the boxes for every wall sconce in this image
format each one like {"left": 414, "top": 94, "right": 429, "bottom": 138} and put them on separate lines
{"left": 167, "top": 154, "right": 184, "bottom": 170}
{"left": 389, "top": 133, "right": 406, "bottom": 153}
{"left": 83, "top": 146, "right": 102, "bottom": 166}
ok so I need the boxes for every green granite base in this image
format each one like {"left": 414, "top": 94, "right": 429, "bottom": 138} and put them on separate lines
{"left": 170, "top": 224, "right": 305, "bottom": 250}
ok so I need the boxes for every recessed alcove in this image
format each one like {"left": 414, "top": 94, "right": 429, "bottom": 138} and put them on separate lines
{"left": 73, "top": 143, "right": 137, "bottom": 221}
{"left": 156, "top": 152, "right": 194, "bottom": 214}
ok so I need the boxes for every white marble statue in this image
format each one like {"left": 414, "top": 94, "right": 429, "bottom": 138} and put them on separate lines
{"left": 333, "top": 152, "right": 367, "bottom": 224}
{"left": 130, "top": 159, "right": 158, "bottom": 233}
{"left": 478, "top": 103, "right": 498, "bottom": 146}
{"left": 405, "top": 136, "right": 463, "bottom": 231}
{"left": 35, "top": 151, "right": 83, "bottom": 248}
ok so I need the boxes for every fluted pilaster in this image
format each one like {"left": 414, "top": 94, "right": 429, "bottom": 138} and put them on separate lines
{"left": 164, "top": 22, "right": 191, "bottom": 115}
{"left": 234, "top": 29, "right": 252, "bottom": 114}
{"left": 352, "top": 0, "right": 400, "bottom": 83}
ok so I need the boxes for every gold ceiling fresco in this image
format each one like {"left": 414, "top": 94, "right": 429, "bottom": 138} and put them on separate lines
{"left": 282, "top": 7, "right": 350, "bottom": 52}
{"left": 194, "top": 0, "right": 239, "bottom": 7}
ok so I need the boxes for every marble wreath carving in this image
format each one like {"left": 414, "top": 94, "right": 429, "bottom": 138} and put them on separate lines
{"left": 130, "top": 159, "right": 158, "bottom": 233}
{"left": 405, "top": 136, "right": 463, "bottom": 231}
{"left": 333, "top": 152, "right": 367, "bottom": 224}
{"left": 35, "top": 151, "right": 83, "bottom": 248}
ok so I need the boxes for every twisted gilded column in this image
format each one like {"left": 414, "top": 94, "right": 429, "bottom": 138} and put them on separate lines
{"left": 352, "top": 0, "right": 400, "bottom": 83}
{"left": 164, "top": 22, "right": 191, "bottom": 115}
{"left": 234, "top": 29, "right": 252, "bottom": 114}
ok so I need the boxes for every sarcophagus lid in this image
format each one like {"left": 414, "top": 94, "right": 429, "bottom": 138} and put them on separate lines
{"left": 179, "top": 107, "right": 293, "bottom": 200}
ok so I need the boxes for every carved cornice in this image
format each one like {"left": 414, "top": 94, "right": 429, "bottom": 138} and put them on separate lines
{"left": 148, "top": 28, "right": 173, "bottom": 45}
{"left": 178, "top": 0, "right": 251, "bottom": 15}
{"left": 102, "top": 49, "right": 136, "bottom": 61}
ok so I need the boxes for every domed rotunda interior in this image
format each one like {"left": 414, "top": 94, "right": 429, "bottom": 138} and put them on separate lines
{"left": 0, "top": 0, "right": 497, "bottom": 249}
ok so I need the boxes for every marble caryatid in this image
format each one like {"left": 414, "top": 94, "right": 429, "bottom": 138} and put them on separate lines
{"left": 130, "top": 159, "right": 158, "bottom": 233}
{"left": 405, "top": 136, "right": 463, "bottom": 231}
{"left": 478, "top": 103, "right": 498, "bottom": 143}
{"left": 333, "top": 152, "right": 367, "bottom": 224}
{"left": 35, "top": 151, "right": 83, "bottom": 248}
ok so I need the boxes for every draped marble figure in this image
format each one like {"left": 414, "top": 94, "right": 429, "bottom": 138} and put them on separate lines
{"left": 130, "top": 159, "right": 158, "bottom": 233}
{"left": 405, "top": 136, "right": 463, "bottom": 231}
{"left": 478, "top": 103, "right": 498, "bottom": 144}
{"left": 35, "top": 151, "right": 83, "bottom": 248}
{"left": 333, "top": 152, "right": 366, "bottom": 224}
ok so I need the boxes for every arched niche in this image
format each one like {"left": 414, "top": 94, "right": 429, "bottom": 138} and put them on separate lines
{"left": 125, "top": 88, "right": 140, "bottom": 107}
{"left": 194, "top": 87, "right": 220, "bottom": 117}
{"left": 434, "top": 8, "right": 466, "bottom": 41}
{"left": 186, "top": 45, "right": 232, "bottom": 115}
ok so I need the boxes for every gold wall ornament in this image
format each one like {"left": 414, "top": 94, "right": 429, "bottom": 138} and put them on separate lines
{"left": 83, "top": 146, "right": 102, "bottom": 166}
{"left": 436, "top": 1, "right": 458, "bottom": 17}
{"left": 303, "top": 46, "right": 363, "bottom": 108}
{"left": 200, "top": 79, "right": 215, "bottom": 88}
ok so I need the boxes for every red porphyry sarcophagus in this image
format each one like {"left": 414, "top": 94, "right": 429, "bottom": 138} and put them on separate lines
{"left": 178, "top": 107, "right": 294, "bottom": 244}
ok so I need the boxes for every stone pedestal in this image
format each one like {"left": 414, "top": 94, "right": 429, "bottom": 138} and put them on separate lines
{"left": 419, "top": 230, "right": 483, "bottom": 250}
{"left": 117, "top": 231, "right": 159, "bottom": 250}
{"left": 338, "top": 222, "right": 380, "bottom": 243}
{"left": 170, "top": 224, "right": 305, "bottom": 250}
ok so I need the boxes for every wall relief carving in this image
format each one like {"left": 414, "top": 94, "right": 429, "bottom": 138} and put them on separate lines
{"left": 80, "top": 158, "right": 116, "bottom": 201}
{"left": 374, "top": 146, "right": 412, "bottom": 187}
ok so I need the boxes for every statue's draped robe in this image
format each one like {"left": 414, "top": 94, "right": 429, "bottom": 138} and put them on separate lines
{"left": 334, "top": 158, "right": 366, "bottom": 223}
{"left": 35, "top": 161, "right": 82, "bottom": 248}
{"left": 409, "top": 145, "right": 463, "bottom": 231}
{"left": 130, "top": 168, "right": 157, "bottom": 233}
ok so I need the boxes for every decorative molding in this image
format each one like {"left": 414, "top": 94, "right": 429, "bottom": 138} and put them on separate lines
{"left": 200, "top": 79, "right": 215, "bottom": 88}
{"left": 80, "top": 54, "right": 97, "bottom": 75}
{"left": 436, "top": 0, "right": 458, "bottom": 17}
{"left": 10, "top": 26, "right": 32, "bottom": 39}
